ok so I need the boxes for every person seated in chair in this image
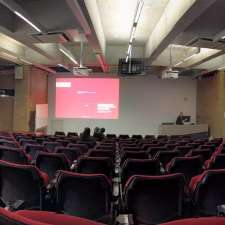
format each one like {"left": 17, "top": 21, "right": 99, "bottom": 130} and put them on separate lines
{"left": 176, "top": 112, "right": 184, "bottom": 125}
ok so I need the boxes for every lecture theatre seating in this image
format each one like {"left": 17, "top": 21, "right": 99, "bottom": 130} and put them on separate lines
{"left": 0, "top": 131, "right": 224, "bottom": 224}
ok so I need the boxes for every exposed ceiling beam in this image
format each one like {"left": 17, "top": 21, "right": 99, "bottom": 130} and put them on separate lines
{"left": 66, "top": 0, "right": 109, "bottom": 72}
{"left": 145, "top": 0, "right": 218, "bottom": 64}
{"left": 0, "top": 0, "right": 47, "bottom": 34}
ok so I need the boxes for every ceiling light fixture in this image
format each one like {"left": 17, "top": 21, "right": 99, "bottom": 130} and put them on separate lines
{"left": 1, "top": 52, "right": 17, "bottom": 60}
{"left": 174, "top": 49, "right": 201, "bottom": 67}
{"left": 14, "top": 11, "right": 42, "bottom": 33}
{"left": 125, "top": 0, "right": 144, "bottom": 63}
{"left": 59, "top": 48, "right": 78, "bottom": 65}
{"left": 20, "top": 58, "right": 32, "bottom": 64}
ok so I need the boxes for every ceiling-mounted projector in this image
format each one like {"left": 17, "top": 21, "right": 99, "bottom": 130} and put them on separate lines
{"left": 73, "top": 66, "right": 92, "bottom": 76}
{"left": 162, "top": 67, "right": 179, "bottom": 79}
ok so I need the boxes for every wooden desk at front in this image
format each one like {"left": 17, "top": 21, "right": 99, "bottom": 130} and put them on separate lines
{"left": 159, "top": 124, "right": 208, "bottom": 137}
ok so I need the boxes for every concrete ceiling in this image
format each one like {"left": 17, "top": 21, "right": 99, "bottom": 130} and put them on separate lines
{"left": 0, "top": 0, "right": 223, "bottom": 76}
{"left": 97, "top": 0, "right": 169, "bottom": 44}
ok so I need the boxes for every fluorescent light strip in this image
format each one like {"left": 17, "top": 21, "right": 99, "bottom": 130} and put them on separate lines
{"left": 1, "top": 52, "right": 17, "bottom": 60}
{"left": 20, "top": 58, "right": 32, "bottom": 64}
{"left": 125, "top": 55, "right": 129, "bottom": 63}
{"left": 217, "top": 66, "right": 225, "bottom": 70}
{"left": 59, "top": 48, "right": 78, "bottom": 65}
{"left": 134, "top": 0, "right": 144, "bottom": 24}
{"left": 14, "top": 11, "right": 41, "bottom": 33}
{"left": 127, "top": 44, "right": 132, "bottom": 55}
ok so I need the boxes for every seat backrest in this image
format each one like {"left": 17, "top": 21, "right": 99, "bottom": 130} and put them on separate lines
{"left": 35, "top": 152, "right": 70, "bottom": 180}
{"left": 131, "top": 135, "right": 143, "bottom": 140}
{"left": 0, "top": 140, "right": 19, "bottom": 148}
{"left": 56, "top": 171, "right": 112, "bottom": 221}
{"left": 55, "top": 147, "right": 81, "bottom": 162}
{"left": 43, "top": 142, "right": 62, "bottom": 153}
{"left": 67, "top": 132, "right": 78, "bottom": 137}
{"left": 77, "top": 140, "right": 96, "bottom": 148}
{"left": 67, "top": 143, "right": 89, "bottom": 154}
{"left": 121, "top": 151, "right": 149, "bottom": 164}
{"left": 19, "top": 139, "right": 37, "bottom": 147}
{"left": 0, "top": 160, "right": 47, "bottom": 210}
{"left": 24, "top": 144, "right": 45, "bottom": 160}
{"left": 121, "top": 147, "right": 140, "bottom": 152}
{"left": 54, "top": 131, "right": 65, "bottom": 136}
{"left": 210, "top": 154, "right": 225, "bottom": 169}
{"left": 167, "top": 156, "right": 202, "bottom": 183}
{"left": 155, "top": 151, "right": 180, "bottom": 167}
{"left": 88, "top": 150, "right": 114, "bottom": 160}
{"left": 77, "top": 157, "right": 113, "bottom": 178}
{"left": 124, "top": 174, "right": 185, "bottom": 224}
{"left": 190, "top": 169, "right": 225, "bottom": 215}
{"left": 159, "top": 217, "right": 225, "bottom": 225}
{"left": 188, "top": 149, "right": 211, "bottom": 161}
{"left": 121, "top": 159, "right": 160, "bottom": 187}
{"left": 0, "top": 146, "right": 28, "bottom": 164}
{"left": 148, "top": 147, "right": 167, "bottom": 157}
{"left": 176, "top": 146, "right": 193, "bottom": 155}
{"left": 144, "top": 135, "right": 155, "bottom": 140}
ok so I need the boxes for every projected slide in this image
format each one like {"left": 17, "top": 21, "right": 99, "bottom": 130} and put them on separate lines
{"left": 55, "top": 78, "right": 119, "bottom": 119}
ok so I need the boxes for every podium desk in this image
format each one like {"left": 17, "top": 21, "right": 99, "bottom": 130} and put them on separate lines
{"left": 159, "top": 124, "right": 208, "bottom": 138}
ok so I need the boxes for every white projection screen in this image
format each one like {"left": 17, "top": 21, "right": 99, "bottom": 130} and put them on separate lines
{"left": 55, "top": 78, "right": 119, "bottom": 119}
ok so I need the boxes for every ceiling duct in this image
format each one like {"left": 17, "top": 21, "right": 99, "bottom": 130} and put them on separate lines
{"left": 187, "top": 37, "right": 225, "bottom": 50}
{"left": 32, "top": 32, "right": 71, "bottom": 43}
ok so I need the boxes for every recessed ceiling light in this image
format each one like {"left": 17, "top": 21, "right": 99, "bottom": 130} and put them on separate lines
{"left": 14, "top": 11, "right": 42, "bottom": 33}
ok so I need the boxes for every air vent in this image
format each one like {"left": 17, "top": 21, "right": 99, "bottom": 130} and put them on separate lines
{"left": 32, "top": 32, "right": 70, "bottom": 43}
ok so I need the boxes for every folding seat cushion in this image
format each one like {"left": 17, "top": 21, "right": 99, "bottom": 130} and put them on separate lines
{"left": 35, "top": 152, "right": 70, "bottom": 180}
{"left": 189, "top": 169, "right": 225, "bottom": 215}
{"left": 88, "top": 150, "right": 114, "bottom": 161}
{"left": 199, "top": 144, "right": 216, "bottom": 151}
{"left": 24, "top": 144, "right": 46, "bottom": 160}
{"left": 67, "top": 143, "right": 89, "bottom": 154}
{"left": 55, "top": 147, "right": 81, "bottom": 163}
{"left": 0, "top": 160, "right": 48, "bottom": 210}
{"left": 43, "top": 141, "right": 62, "bottom": 153}
{"left": 160, "top": 217, "right": 225, "bottom": 225}
{"left": 120, "top": 151, "right": 149, "bottom": 165}
{"left": 77, "top": 157, "right": 113, "bottom": 178}
{"left": 166, "top": 156, "right": 202, "bottom": 184}
{"left": 124, "top": 174, "right": 185, "bottom": 225}
{"left": 121, "top": 159, "right": 161, "bottom": 187}
{"left": 56, "top": 171, "right": 112, "bottom": 221}
{"left": 206, "top": 154, "right": 225, "bottom": 169}
{"left": 154, "top": 151, "right": 180, "bottom": 167}
{"left": 176, "top": 146, "right": 193, "bottom": 155}
{"left": 16, "top": 209, "right": 105, "bottom": 225}
{"left": 187, "top": 149, "right": 211, "bottom": 161}
{"left": 0, "top": 146, "right": 30, "bottom": 164}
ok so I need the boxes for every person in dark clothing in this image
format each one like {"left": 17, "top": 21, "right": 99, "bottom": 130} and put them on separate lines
{"left": 80, "top": 127, "right": 91, "bottom": 141}
{"left": 93, "top": 127, "right": 105, "bottom": 141}
{"left": 176, "top": 112, "right": 184, "bottom": 125}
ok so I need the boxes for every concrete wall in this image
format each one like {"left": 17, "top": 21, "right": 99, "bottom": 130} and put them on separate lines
{"left": 48, "top": 75, "right": 197, "bottom": 135}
